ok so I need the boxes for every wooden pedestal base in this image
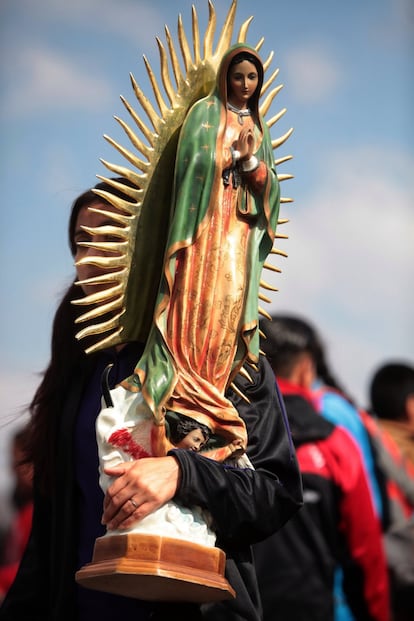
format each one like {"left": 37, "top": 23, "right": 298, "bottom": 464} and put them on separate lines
{"left": 75, "top": 533, "right": 235, "bottom": 603}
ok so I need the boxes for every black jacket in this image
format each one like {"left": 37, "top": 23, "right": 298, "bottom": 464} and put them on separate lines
{"left": 0, "top": 350, "right": 302, "bottom": 621}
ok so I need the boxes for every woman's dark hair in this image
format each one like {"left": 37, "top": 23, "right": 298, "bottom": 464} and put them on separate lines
{"left": 370, "top": 362, "right": 414, "bottom": 421}
{"left": 27, "top": 177, "right": 134, "bottom": 492}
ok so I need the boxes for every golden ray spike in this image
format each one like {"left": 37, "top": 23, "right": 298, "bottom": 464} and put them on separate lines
{"left": 93, "top": 177, "right": 141, "bottom": 204}
{"left": 246, "top": 361, "right": 259, "bottom": 372}
{"left": 88, "top": 207, "right": 134, "bottom": 228}
{"left": 84, "top": 329, "right": 124, "bottom": 355}
{"left": 267, "top": 108, "right": 287, "bottom": 129}
{"left": 277, "top": 173, "right": 294, "bottom": 182}
{"left": 165, "top": 25, "right": 183, "bottom": 89}
{"left": 262, "top": 68, "right": 280, "bottom": 97}
{"left": 271, "top": 247, "right": 288, "bottom": 258}
{"left": 74, "top": 302, "right": 124, "bottom": 325}
{"left": 76, "top": 317, "right": 123, "bottom": 340}
{"left": 259, "top": 329, "right": 266, "bottom": 339}
{"left": 143, "top": 55, "right": 169, "bottom": 117}
{"left": 259, "top": 349, "right": 266, "bottom": 356}
{"left": 73, "top": 292, "right": 124, "bottom": 314}
{"left": 192, "top": 5, "right": 201, "bottom": 65}
{"left": 230, "top": 382, "right": 251, "bottom": 404}
{"left": 237, "top": 15, "right": 253, "bottom": 42}
{"left": 254, "top": 37, "right": 265, "bottom": 53}
{"left": 277, "top": 218, "right": 289, "bottom": 225}
{"left": 114, "top": 116, "right": 154, "bottom": 161}
{"left": 156, "top": 38, "right": 175, "bottom": 106}
{"left": 203, "top": 0, "right": 216, "bottom": 58}
{"left": 239, "top": 366, "right": 254, "bottom": 384}
{"left": 120, "top": 95, "right": 155, "bottom": 146}
{"left": 73, "top": 285, "right": 123, "bottom": 309}
{"left": 259, "top": 306, "right": 272, "bottom": 321}
{"left": 275, "top": 232, "right": 289, "bottom": 239}
{"left": 97, "top": 159, "right": 147, "bottom": 188}
{"left": 80, "top": 225, "right": 128, "bottom": 240}
{"left": 262, "top": 50, "right": 274, "bottom": 73}
{"left": 260, "top": 85, "right": 284, "bottom": 117}
{"left": 280, "top": 197, "right": 294, "bottom": 204}
{"left": 272, "top": 127, "right": 294, "bottom": 149}
{"left": 178, "top": 13, "right": 193, "bottom": 73}
{"left": 129, "top": 73, "right": 161, "bottom": 132}
{"left": 74, "top": 271, "right": 126, "bottom": 286}
{"left": 264, "top": 262, "right": 282, "bottom": 273}
{"left": 260, "top": 279, "right": 279, "bottom": 292}
{"left": 259, "top": 292, "right": 271, "bottom": 304}
{"left": 214, "top": 0, "right": 237, "bottom": 60}
{"left": 275, "top": 154, "right": 293, "bottom": 166}
{"left": 75, "top": 302, "right": 124, "bottom": 327}
{"left": 103, "top": 138, "right": 149, "bottom": 182}
{"left": 75, "top": 254, "right": 128, "bottom": 269}
{"left": 76, "top": 240, "right": 128, "bottom": 254}
{"left": 94, "top": 176, "right": 144, "bottom": 208}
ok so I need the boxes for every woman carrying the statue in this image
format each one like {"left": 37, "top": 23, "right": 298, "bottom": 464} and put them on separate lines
{"left": 0, "top": 45, "right": 301, "bottom": 621}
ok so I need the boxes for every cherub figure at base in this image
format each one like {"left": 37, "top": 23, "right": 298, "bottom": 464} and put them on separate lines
{"left": 167, "top": 412, "right": 211, "bottom": 452}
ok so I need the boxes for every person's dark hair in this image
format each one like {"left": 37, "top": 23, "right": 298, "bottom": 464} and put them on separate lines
{"left": 370, "top": 362, "right": 414, "bottom": 421}
{"left": 27, "top": 177, "right": 135, "bottom": 493}
{"left": 260, "top": 314, "right": 349, "bottom": 396}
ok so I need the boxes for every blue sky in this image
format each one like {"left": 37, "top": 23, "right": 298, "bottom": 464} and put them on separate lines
{"left": 0, "top": 0, "right": 413, "bottom": 494}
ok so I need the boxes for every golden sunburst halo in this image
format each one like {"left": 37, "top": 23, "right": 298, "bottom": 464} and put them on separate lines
{"left": 73, "top": 0, "right": 293, "bottom": 354}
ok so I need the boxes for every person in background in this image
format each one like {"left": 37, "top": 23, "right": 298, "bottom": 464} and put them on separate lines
{"left": 369, "top": 362, "right": 414, "bottom": 472}
{"left": 253, "top": 315, "right": 390, "bottom": 621}
{"left": 0, "top": 180, "right": 302, "bottom": 621}
{"left": 368, "top": 362, "right": 414, "bottom": 621}
{"left": 276, "top": 315, "right": 387, "bottom": 621}
{"left": 0, "top": 426, "right": 33, "bottom": 602}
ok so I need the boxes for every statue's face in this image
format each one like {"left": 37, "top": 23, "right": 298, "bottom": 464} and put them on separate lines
{"left": 74, "top": 202, "right": 123, "bottom": 297}
{"left": 227, "top": 59, "right": 258, "bottom": 109}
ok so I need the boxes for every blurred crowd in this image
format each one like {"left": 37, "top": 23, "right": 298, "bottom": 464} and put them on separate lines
{"left": 1, "top": 314, "right": 413, "bottom": 620}
{"left": 0, "top": 427, "right": 33, "bottom": 603}
{"left": 254, "top": 315, "right": 414, "bottom": 621}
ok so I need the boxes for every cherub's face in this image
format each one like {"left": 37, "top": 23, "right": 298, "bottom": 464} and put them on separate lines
{"left": 177, "top": 429, "right": 207, "bottom": 452}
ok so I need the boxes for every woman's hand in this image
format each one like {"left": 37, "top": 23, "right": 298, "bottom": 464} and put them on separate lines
{"left": 101, "top": 456, "right": 180, "bottom": 531}
{"left": 235, "top": 127, "right": 255, "bottom": 161}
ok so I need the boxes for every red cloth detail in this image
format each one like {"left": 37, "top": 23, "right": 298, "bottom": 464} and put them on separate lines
{"left": 108, "top": 428, "right": 151, "bottom": 460}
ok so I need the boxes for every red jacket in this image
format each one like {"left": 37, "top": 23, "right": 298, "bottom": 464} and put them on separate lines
{"left": 0, "top": 502, "right": 33, "bottom": 598}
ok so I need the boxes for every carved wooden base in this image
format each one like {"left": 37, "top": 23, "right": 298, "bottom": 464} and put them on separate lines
{"left": 75, "top": 533, "right": 235, "bottom": 602}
